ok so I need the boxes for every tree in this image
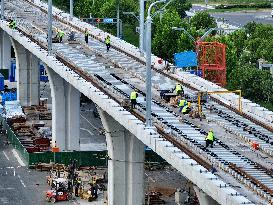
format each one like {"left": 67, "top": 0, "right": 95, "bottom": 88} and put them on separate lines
{"left": 190, "top": 11, "right": 217, "bottom": 30}
{"left": 152, "top": 10, "right": 186, "bottom": 62}
{"left": 168, "top": 0, "right": 192, "bottom": 18}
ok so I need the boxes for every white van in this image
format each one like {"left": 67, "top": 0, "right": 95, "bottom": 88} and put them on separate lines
{"left": 271, "top": 9, "right": 273, "bottom": 18}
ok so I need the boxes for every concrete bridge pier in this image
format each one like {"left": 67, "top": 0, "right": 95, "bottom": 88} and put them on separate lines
{"left": 10, "top": 38, "right": 40, "bottom": 106}
{"left": 0, "top": 30, "right": 11, "bottom": 70}
{"left": 98, "top": 109, "right": 145, "bottom": 205}
{"left": 194, "top": 185, "right": 219, "bottom": 205}
{"left": 47, "top": 66, "right": 80, "bottom": 151}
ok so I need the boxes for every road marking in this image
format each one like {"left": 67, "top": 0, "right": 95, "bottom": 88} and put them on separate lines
{"left": 13, "top": 167, "right": 16, "bottom": 176}
{"left": 12, "top": 149, "right": 26, "bottom": 167}
{"left": 17, "top": 175, "right": 26, "bottom": 188}
{"left": 80, "top": 127, "right": 94, "bottom": 136}
{"left": 80, "top": 114, "right": 99, "bottom": 131}
{"left": 0, "top": 197, "right": 9, "bottom": 204}
{"left": 2, "top": 151, "right": 10, "bottom": 161}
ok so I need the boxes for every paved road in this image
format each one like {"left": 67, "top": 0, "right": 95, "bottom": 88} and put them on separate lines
{"left": 211, "top": 10, "right": 273, "bottom": 27}
{"left": 0, "top": 133, "right": 50, "bottom": 205}
{"left": 191, "top": 5, "right": 273, "bottom": 27}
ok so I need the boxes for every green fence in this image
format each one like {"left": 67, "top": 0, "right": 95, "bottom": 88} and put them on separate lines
{"left": 2, "top": 117, "right": 165, "bottom": 167}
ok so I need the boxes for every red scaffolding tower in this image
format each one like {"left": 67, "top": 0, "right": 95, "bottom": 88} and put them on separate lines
{"left": 196, "top": 41, "right": 226, "bottom": 87}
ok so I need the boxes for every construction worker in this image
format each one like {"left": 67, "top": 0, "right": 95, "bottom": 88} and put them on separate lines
{"left": 205, "top": 129, "right": 215, "bottom": 148}
{"left": 74, "top": 177, "right": 82, "bottom": 197}
{"left": 130, "top": 90, "right": 138, "bottom": 109}
{"left": 178, "top": 98, "right": 187, "bottom": 113}
{"left": 8, "top": 19, "right": 16, "bottom": 29}
{"left": 182, "top": 104, "right": 191, "bottom": 114}
{"left": 57, "top": 29, "right": 65, "bottom": 43}
{"left": 84, "top": 28, "right": 89, "bottom": 44}
{"left": 174, "top": 83, "right": 184, "bottom": 96}
{"left": 105, "top": 35, "right": 110, "bottom": 51}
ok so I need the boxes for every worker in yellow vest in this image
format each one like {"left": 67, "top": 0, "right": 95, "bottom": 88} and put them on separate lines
{"left": 105, "top": 35, "right": 110, "bottom": 51}
{"left": 205, "top": 129, "right": 215, "bottom": 148}
{"left": 8, "top": 19, "right": 16, "bottom": 29}
{"left": 130, "top": 90, "right": 138, "bottom": 109}
{"left": 182, "top": 104, "right": 191, "bottom": 114}
{"left": 57, "top": 29, "right": 65, "bottom": 43}
{"left": 178, "top": 99, "right": 187, "bottom": 113}
{"left": 84, "top": 28, "right": 89, "bottom": 44}
{"left": 174, "top": 83, "right": 184, "bottom": 96}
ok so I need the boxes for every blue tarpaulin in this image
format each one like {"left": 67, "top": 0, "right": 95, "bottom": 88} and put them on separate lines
{"left": 174, "top": 51, "right": 197, "bottom": 68}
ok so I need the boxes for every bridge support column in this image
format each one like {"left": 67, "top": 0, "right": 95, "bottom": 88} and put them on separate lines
{"left": 193, "top": 185, "right": 219, "bottom": 205}
{"left": 10, "top": 39, "right": 40, "bottom": 106}
{"left": 0, "top": 30, "right": 11, "bottom": 70}
{"left": 47, "top": 67, "right": 80, "bottom": 151}
{"left": 98, "top": 109, "right": 145, "bottom": 205}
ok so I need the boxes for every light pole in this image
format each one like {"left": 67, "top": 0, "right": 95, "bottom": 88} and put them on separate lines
{"left": 145, "top": 0, "right": 166, "bottom": 127}
{"left": 48, "top": 0, "right": 53, "bottom": 55}
{"left": 70, "top": 0, "right": 73, "bottom": 20}
{"left": 1, "top": 0, "right": 4, "bottom": 20}
{"left": 117, "top": 0, "right": 120, "bottom": 38}
{"left": 1, "top": 0, "right": 4, "bottom": 71}
{"left": 139, "top": 0, "right": 145, "bottom": 53}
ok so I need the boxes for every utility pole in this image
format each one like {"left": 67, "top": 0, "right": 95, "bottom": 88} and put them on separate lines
{"left": 70, "top": 0, "right": 73, "bottom": 20}
{"left": 139, "top": 0, "right": 144, "bottom": 52}
{"left": 117, "top": 0, "right": 120, "bottom": 38}
{"left": 48, "top": 0, "right": 53, "bottom": 55}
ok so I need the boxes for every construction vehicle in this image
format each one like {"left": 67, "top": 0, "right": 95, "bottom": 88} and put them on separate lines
{"left": 45, "top": 178, "right": 72, "bottom": 203}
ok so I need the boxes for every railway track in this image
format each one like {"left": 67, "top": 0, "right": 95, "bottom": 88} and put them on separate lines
{"left": 3, "top": 0, "right": 273, "bottom": 204}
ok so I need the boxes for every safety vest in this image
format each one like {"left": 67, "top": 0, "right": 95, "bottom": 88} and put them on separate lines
{"left": 182, "top": 105, "right": 188, "bottom": 113}
{"left": 85, "top": 30, "right": 89, "bottom": 36}
{"left": 178, "top": 99, "right": 186, "bottom": 107}
{"left": 130, "top": 91, "right": 137, "bottom": 100}
{"left": 9, "top": 21, "right": 16, "bottom": 29}
{"left": 58, "top": 31, "right": 65, "bottom": 37}
{"left": 175, "top": 84, "right": 182, "bottom": 93}
{"left": 105, "top": 37, "right": 110, "bottom": 44}
{"left": 206, "top": 131, "right": 214, "bottom": 141}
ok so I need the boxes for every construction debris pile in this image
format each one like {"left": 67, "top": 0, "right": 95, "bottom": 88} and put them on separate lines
{"left": 3, "top": 102, "right": 53, "bottom": 153}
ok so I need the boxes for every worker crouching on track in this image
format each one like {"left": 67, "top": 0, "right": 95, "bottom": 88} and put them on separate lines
{"left": 205, "top": 129, "right": 215, "bottom": 148}
{"left": 174, "top": 83, "right": 184, "bottom": 97}
{"left": 130, "top": 90, "right": 138, "bottom": 109}
{"left": 182, "top": 101, "right": 191, "bottom": 114}
{"left": 57, "top": 29, "right": 65, "bottom": 43}
{"left": 8, "top": 19, "right": 16, "bottom": 29}
{"left": 105, "top": 35, "right": 110, "bottom": 51}
{"left": 178, "top": 98, "right": 187, "bottom": 113}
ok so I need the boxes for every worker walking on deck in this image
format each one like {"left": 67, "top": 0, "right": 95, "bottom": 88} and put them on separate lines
{"left": 105, "top": 35, "right": 110, "bottom": 51}
{"left": 205, "top": 129, "right": 215, "bottom": 148}
{"left": 175, "top": 83, "right": 184, "bottom": 96}
{"left": 57, "top": 29, "right": 65, "bottom": 43}
{"left": 84, "top": 28, "right": 89, "bottom": 44}
{"left": 130, "top": 90, "right": 138, "bottom": 109}
{"left": 8, "top": 19, "right": 16, "bottom": 29}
